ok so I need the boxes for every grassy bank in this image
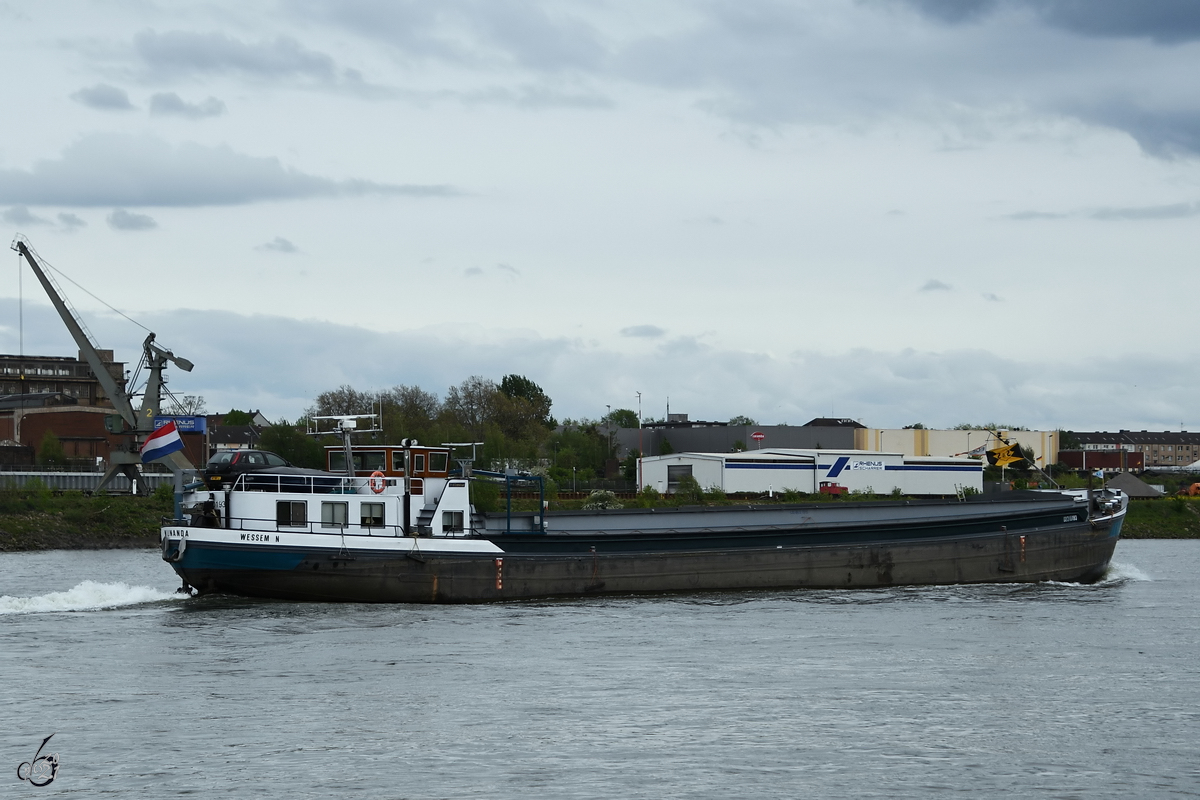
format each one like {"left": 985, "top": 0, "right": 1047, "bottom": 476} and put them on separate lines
{"left": 1121, "top": 497, "right": 1200, "bottom": 539}
{"left": 0, "top": 485, "right": 170, "bottom": 551}
{"left": 1, "top": 487, "right": 1196, "bottom": 552}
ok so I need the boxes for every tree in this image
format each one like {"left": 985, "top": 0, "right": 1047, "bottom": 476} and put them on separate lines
{"left": 167, "top": 395, "right": 206, "bottom": 415}
{"left": 620, "top": 450, "right": 641, "bottom": 481}
{"left": 903, "top": 423, "right": 926, "bottom": 430}
{"left": 307, "top": 385, "right": 376, "bottom": 417}
{"left": 499, "top": 374, "right": 553, "bottom": 428}
{"left": 1058, "top": 430, "right": 1082, "bottom": 450}
{"left": 445, "top": 376, "right": 498, "bottom": 442}
{"left": 39, "top": 431, "right": 66, "bottom": 466}
{"left": 603, "top": 408, "right": 639, "bottom": 429}
{"left": 728, "top": 415, "right": 757, "bottom": 426}
{"left": 258, "top": 420, "right": 326, "bottom": 469}
{"left": 954, "top": 422, "right": 1028, "bottom": 431}
{"left": 494, "top": 393, "right": 553, "bottom": 444}
{"left": 548, "top": 419, "right": 610, "bottom": 480}
{"left": 382, "top": 385, "right": 442, "bottom": 443}
{"left": 658, "top": 438, "right": 675, "bottom": 456}
{"left": 224, "top": 409, "right": 254, "bottom": 425}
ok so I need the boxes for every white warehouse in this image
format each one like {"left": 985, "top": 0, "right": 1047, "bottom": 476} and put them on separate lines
{"left": 639, "top": 449, "right": 983, "bottom": 496}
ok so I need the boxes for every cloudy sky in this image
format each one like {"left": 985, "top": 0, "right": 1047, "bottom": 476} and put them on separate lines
{"left": 2, "top": 0, "right": 1198, "bottom": 431}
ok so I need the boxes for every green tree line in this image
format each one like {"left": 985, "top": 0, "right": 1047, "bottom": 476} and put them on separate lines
{"left": 255, "top": 375, "right": 637, "bottom": 487}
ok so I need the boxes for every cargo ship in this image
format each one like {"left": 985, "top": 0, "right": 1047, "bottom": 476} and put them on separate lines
{"left": 159, "top": 435, "right": 1125, "bottom": 603}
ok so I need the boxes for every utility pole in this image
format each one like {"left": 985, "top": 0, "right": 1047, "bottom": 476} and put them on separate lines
{"left": 637, "top": 391, "right": 643, "bottom": 491}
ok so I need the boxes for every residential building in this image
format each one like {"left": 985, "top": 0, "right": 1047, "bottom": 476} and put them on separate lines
{"left": 1071, "top": 430, "right": 1200, "bottom": 469}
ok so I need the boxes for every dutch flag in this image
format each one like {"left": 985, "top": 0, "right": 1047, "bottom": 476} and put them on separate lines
{"left": 141, "top": 420, "right": 184, "bottom": 463}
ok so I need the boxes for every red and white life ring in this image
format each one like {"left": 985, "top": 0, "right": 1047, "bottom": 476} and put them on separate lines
{"left": 368, "top": 471, "right": 386, "bottom": 494}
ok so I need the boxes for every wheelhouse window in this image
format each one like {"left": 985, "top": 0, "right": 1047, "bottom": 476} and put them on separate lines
{"left": 429, "top": 452, "right": 448, "bottom": 473}
{"left": 321, "top": 502, "right": 348, "bottom": 528}
{"left": 276, "top": 501, "right": 307, "bottom": 527}
{"left": 413, "top": 453, "right": 426, "bottom": 474}
{"left": 328, "top": 451, "right": 387, "bottom": 473}
{"left": 361, "top": 503, "right": 384, "bottom": 527}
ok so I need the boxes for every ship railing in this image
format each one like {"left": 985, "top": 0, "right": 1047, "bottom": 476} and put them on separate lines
{"left": 168, "top": 510, "right": 448, "bottom": 539}
{"left": 227, "top": 472, "right": 368, "bottom": 495}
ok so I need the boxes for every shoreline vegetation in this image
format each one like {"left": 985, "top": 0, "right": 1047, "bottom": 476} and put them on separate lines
{"left": 1, "top": 485, "right": 1197, "bottom": 553}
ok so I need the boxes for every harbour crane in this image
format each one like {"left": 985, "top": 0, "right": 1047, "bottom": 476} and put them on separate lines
{"left": 11, "top": 236, "right": 195, "bottom": 494}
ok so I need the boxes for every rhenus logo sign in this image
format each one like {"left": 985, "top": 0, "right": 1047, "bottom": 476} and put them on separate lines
{"left": 826, "top": 456, "right": 887, "bottom": 478}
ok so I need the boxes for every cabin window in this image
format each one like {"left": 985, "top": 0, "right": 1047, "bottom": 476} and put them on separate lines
{"left": 413, "top": 453, "right": 426, "bottom": 474}
{"left": 667, "top": 464, "right": 693, "bottom": 492}
{"left": 321, "top": 502, "right": 348, "bottom": 528}
{"left": 361, "top": 503, "right": 384, "bottom": 527}
{"left": 276, "top": 501, "right": 307, "bottom": 527}
{"left": 429, "top": 452, "right": 448, "bottom": 473}
{"left": 391, "top": 451, "right": 405, "bottom": 472}
{"left": 328, "top": 451, "right": 386, "bottom": 472}
{"left": 442, "top": 511, "right": 464, "bottom": 532}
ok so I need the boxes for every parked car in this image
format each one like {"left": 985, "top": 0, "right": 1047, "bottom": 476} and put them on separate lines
{"left": 203, "top": 449, "right": 291, "bottom": 489}
{"left": 204, "top": 449, "right": 344, "bottom": 493}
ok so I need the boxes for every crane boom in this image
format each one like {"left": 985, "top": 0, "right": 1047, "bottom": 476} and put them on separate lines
{"left": 11, "top": 237, "right": 195, "bottom": 492}
{"left": 15, "top": 240, "right": 138, "bottom": 428}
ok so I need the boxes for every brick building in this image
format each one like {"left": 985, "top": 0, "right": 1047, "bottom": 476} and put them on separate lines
{"left": 0, "top": 351, "right": 126, "bottom": 406}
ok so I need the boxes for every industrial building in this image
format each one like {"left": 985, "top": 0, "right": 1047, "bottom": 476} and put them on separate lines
{"left": 638, "top": 449, "right": 982, "bottom": 497}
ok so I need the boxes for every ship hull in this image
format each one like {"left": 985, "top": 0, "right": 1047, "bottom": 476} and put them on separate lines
{"left": 164, "top": 500, "right": 1123, "bottom": 603}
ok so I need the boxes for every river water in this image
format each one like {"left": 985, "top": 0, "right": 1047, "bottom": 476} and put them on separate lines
{"left": 2, "top": 541, "right": 1198, "bottom": 799}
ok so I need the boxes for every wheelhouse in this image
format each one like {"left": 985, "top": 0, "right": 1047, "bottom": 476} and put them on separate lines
{"left": 325, "top": 444, "right": 452, "bottom": 479}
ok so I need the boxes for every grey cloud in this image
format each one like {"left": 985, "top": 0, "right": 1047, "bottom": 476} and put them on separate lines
{"left": 464, "top": 266, "right": 484, "bottom": 277}
{"left": 1008, "top": 201, "right": 1200, "bottom": 221}
{"left": 3, "top": 205, "right": 51, "bottom": 225}
{"left": 901, "top": 0, "right": 1200, "bottom": 43}
{"left": 134, "top": 29, "right": 337, "bottom": 80}
{"left": 982, "top": 292, "right": 1003, "bottom": 302}
{"left": 0, "top": 134, "right": 460, "bottom": 207}
{"left": 621, "top": 325, "right": 666, "bottom": 338}
{"left": 496, "top": 263, "right": 520, "bottom": 276}
{"left": 149, "top": 92, "right": 227, "bottom": 119}
{"left": 107, "top": 208, "right": 157, "bottom": 230}
{"left": 57, "top": 212, "right": 87, "bottom": 229}
{"left": 289, "top": 1, "right": 606, "bottom": 72}
{"left": 1006, "top": 210, "right": 1069, "bottom": 221}
{"left": 70, "top": 83, "right": 135, "bottom": 111}
{"left": 257, "top": 237, "right": 298, "bottom": 253}
{"left": 920, "top": 279, "right": 952, "bottom": 292}
{"left": 460, "top": 84, "right": 612, "bottom": 110}
{"left": 131, "top": 30, "right": 391, "bottom": 95}
{"left": 0, "top": 3, "right": 30, "bottom": 21}
{"left": 3, "top": 298, "right": 1198, "bottom": 431}
{"left": 897, "top": 0, "right": 999, "bottom": 24}
{"left": 290, "top": 0, "right": 1200, "bottom": 158}
{"left": 1091, "top": 202, "right": 1200, "bottom": 221}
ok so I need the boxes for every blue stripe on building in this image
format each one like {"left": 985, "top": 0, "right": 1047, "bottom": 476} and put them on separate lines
{"left": 726, "top": 463, "right": 816, "bottom": 470}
